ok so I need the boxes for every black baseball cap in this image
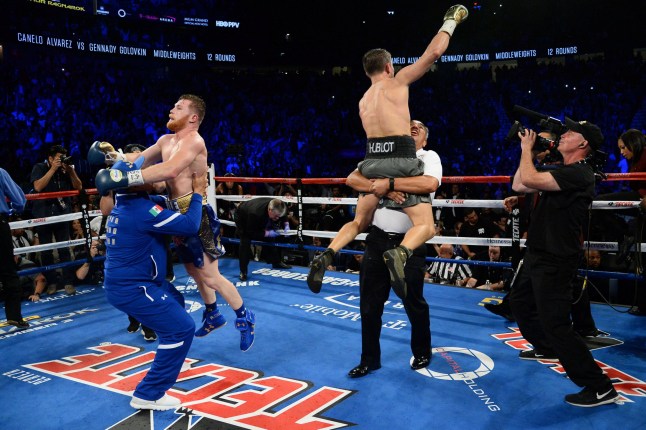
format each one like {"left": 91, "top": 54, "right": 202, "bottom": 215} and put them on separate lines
{"left": 124, "top": 143, "right": 147, "bottom": 153}
{"left": 564, "top": 117, "right": 604, "bottom": 150}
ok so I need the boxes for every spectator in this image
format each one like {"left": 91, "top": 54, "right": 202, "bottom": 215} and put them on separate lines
{"left": 459, "top": 208, "right": 499, "bottom": 259}
{"left": 215, "top": 172, "right": 244, "bottom": 256}
{"left": 70, "top": 218, "right": 85, "bottom": 240}
{"left": 11, "top": 216, "right": 47, "bottom": 301}
{"left": 426, "top": 243, "right": 473, "bottom": 286}
{"left": 344, "top": 242, "right": 366, "bottom": 274}
{"left": 15, "top": 254, "right": 47, "bottom": 302}
{"left": 591, "top": 129, "right": 646, "bottom": 243}
{"left": 440, "top": 184, "right": 467, "bottom": 229}
{"left": 465, "top": 246, "right": 510, "bottom": 290}
{"left": 73, "top": 238, "right": 105, "bottom": 286}
{"left": 11, "top": 216, "right": 38, "bottom": 263}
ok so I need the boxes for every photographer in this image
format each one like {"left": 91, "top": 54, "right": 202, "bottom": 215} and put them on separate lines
{"left": 73, "top": 238, "right": 105, "bottom": 285}
{"left": 30, "top": 144, "right": 83, "bottom": 295}
{"left": 508, "top": 118, "right": 619, "bottom": 407}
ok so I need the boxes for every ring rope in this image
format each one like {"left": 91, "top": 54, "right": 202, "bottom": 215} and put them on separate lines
{"left": 219, "top": 238, "right": 642, "bottom": 281}
{"left": 18, "top": 256, "right": 106, "bottom": 277}
{"left": 216, "top": 218, "right": 643, "bottom": 252}
{"left": 212, "top": 172, "right": 646, "bottom": 185}
{"left": 214, "top": 194, "right": 640, "bottom": 210}
{"left": 9, "top": 210, "right": 103, "bottom": 229}
{"left": 13, "top": 236, "right": 107, "bottom": 256}
{"left": 17, "top": 171, "right": 646, "bottom": 201}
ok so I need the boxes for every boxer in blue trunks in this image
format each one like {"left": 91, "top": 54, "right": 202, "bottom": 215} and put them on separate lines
{"left": 93, "top": 94, "right": 255, "bottom": 350}
{"left": 102, "top": 165, "right": 205, "bottom": 411}
{"left": 166, "top": 191, "right": 225, "bottom": 269}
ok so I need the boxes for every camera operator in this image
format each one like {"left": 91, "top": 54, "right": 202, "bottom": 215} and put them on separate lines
{"left": 30, "top": 144, "right": 83, "bottom": 295}
{"left": 508, "top": 118, "right": 619, "bottom": 407}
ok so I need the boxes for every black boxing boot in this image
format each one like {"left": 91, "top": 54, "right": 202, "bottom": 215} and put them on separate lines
{"left": 383, "top": 245, "right": 411, "bottom": 300}
{"left": 307, "top": 248, "right": 334, "bottom": 293}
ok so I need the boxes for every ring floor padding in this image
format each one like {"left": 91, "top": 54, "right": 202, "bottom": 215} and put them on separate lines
{"left": 1, "top": 258, "right": 645, "bottom": 430}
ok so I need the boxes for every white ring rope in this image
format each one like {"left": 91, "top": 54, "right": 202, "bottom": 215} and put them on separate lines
{"left": 13, "top": 236, "right": 107, "bottom": 255}
{"left": 216, "top": 218, "right": 641, "bottom": 252}
{"left": 9, "top": 210, "right": 103, "bottom": 229}
{"left": 214, "top": 194, "right": 641, "bottom": 210}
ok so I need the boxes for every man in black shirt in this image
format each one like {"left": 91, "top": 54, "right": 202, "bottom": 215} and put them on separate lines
{"left": 235, "top": 198, "right": 291, "bottom": 281}
{"left": 508, "top": 118, "right": 618, "bottom": 407}
{"left": 30, "top": 144, "right": 82, "bottom": 295}
{"left": 458, "top": 208, "right": 498, "bottom": 259}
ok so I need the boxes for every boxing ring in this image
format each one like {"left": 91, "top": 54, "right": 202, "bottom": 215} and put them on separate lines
{"left": 2, "top": 169, "right": 646, "bottom": 430}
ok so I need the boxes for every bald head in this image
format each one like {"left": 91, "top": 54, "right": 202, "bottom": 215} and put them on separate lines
{"left": 438, "top": 243, "right": 454, "bottom": 258}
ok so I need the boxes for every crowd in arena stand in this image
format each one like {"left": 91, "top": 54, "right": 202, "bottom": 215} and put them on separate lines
{"left": 1, "top": 48, "right": 645, "bottom": 190}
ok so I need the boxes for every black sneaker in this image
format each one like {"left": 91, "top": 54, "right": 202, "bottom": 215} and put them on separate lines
{"left": 565, "top": 384, "right": 619, "bottom": 407}
{"left": 577, "top": 328, "right": 610, "bottom": 338}
{"left": 127, "top": 317, "right": 141, "bottom": 333}
{"left": 484, "top": 302, "right": 515, "bottom": 321}
{"left": 518, "top": 349, "right": 559, "bottom": 362}
{"left": 7, "top": 319, "right": 30, "bottom": 329}
{"left": 142, "top": 327, "right": 157, "bottom": 342}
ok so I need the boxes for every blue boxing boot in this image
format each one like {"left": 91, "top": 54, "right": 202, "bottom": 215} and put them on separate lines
{"left": 195, "top": 307, "right": 227, "bottom": 338}
{"left": 235, "top": 309, "right": 256, "bottom": 352}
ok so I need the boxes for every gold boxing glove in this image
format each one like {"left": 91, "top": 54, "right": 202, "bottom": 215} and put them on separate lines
{"left": 439, "top": 4, "right": 469, "bottom": 36}
{"left": 98, "top": 141, "right": 126, "bottom": 165}
{"left": 98, "top": 141, "right": 116, "bottom": 153}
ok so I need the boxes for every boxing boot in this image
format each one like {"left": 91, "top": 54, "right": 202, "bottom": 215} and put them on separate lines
{"left": 383, "top": 245, "right": 411, "bottom": 300}
{"left": 235, "top": 309, "right": 256, "bottom": 352}
{"left": 307, "top": 249, "right": 334, "bottom": 293}
{"left": 195, "top": 308, "right": 227, "bottom": 338}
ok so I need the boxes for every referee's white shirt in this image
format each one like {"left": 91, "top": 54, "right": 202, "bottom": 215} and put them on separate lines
{"left": 372, "top": 147, "right": 442, "bottom": 234}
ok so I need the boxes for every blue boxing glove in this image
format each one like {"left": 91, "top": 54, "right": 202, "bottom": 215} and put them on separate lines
{"left": 95, "top": 156, "right": 145, "bottom": 196}
{"left": 264, "top": 229, "right": 280, "bottom": 238}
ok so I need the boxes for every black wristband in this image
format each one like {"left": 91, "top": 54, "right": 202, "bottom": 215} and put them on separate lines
{"left": 389, "top": 178, "right": 395, "bottom": 191}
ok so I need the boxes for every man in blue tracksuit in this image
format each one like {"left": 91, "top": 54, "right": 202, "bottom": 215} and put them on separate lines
{"left": 102, "top": 163, "right": 206, "bottom": 411}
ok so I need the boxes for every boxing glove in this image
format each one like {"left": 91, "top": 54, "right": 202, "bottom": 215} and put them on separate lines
{"left": 95, "top": 156, "right": 145, "bottom": 196}
{"left": 88, "top": 140, "right": 127, "bottom": 166}
{"left": 438, "top": 4, "right": 468, "bottom": 36}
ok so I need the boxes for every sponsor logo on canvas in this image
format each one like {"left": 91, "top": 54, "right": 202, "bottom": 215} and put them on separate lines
{"left": 21, "top": 344, "right": 355, "bottom": 429}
